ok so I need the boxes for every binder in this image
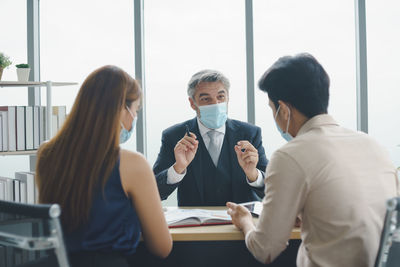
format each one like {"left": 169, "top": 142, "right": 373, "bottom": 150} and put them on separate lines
{"left": 39, "top": 106, "right": 46, "bottom": 143}
{"left": 25, "top": 106, "right": 34, "bottom": 150}
{"left": 0, "top": 111, "right": 7, "bottom": 151}
{"left": 14, "top": 172, "right": 35, "bottom": 204}
{"left": 0, "top": 115, "right": 2, "bottom": 152}
{"left": 16, "top": 106, "right": 26, "bottom": 151}
{"left": 33, "top": 106, "right": 40, "bottom": 149}
{"left": 0, "top": 106, "right": 16, "bottom": 151}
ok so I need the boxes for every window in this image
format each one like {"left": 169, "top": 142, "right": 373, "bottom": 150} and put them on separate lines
{"left": 144, "top": 0, "right": 247, "bottom": 205}
{"left": 40, "top": 0, "right": 136, "bottom": 150}
{"left": 253, "top": 0, "right": 357, "bottom": 157}
{"left": 366, "top": 1, "right": 400, "bottom": 167}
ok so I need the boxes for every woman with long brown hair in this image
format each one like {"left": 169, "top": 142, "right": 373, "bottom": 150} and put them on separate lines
{"left": 36, "top": 65, "right": 172, "bottom": 266}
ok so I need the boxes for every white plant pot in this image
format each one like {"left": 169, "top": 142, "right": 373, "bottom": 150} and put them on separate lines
{"left": 16, "top": 68, "right": 30, "bottom": 82}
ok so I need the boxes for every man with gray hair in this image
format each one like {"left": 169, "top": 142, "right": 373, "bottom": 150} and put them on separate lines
{"left": 153, "top": 69, "right": 268, "bottom": 206}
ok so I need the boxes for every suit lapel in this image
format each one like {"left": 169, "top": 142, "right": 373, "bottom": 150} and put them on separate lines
{"left": 187, "top": 118, "right": 205, "bottom": 203}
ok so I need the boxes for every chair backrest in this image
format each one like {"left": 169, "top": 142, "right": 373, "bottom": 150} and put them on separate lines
{"left": 0, "top": 200, "right": 70, "bottom": 267}
{"left": 375, "top": 197, "right": 400, "bottom": 267}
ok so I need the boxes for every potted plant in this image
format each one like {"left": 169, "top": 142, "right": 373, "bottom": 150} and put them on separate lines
{"left": 0, "top": 52, "right": 12, "bottom": 81}
{"left": 16, "top": 63, "right": 30, "bottom": 82}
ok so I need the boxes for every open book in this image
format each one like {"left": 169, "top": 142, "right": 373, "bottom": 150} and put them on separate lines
{"left": 164, "top": 208, "right": 232, "bottom": 228}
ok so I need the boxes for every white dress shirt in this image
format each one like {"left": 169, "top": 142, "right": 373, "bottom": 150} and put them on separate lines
{"left": 167, "top": 118, "right": 264, "bottom": 187}
{"left": 245, "top": 114, "right": 399, "bottom": 267}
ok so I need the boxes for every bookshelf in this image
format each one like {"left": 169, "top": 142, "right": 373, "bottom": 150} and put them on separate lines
{"left": 0, "top": 81, "right": 77, "bottom": 156}
{"left": 0, "top": 150, "right": 37, "bottom": 156}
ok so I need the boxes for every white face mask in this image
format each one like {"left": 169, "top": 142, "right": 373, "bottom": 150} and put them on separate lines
{"left": 274, "top": 105, "right": 293, "bottom": 142}
{"left": 197, "top": 102, "right": 228, "bottom": 129}
{"left": 120, "top": 106, "right": 136, "bottom": 144}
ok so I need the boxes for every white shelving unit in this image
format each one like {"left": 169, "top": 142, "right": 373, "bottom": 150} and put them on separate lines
{"left": 0, "top": 81, "right": 77, "bottom": 156}
{"left": 0, "top": 150, "right": 38, "bottom": 156}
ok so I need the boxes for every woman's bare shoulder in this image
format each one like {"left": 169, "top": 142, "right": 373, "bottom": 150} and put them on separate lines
{"left": 120, "top": 149, "right": 145, "bottom": 161}
{"left": 119, "top": 149, "right": 154, "bottom": 195}
{"left": 120, "top": 149, "right": 151, "bottom": 175}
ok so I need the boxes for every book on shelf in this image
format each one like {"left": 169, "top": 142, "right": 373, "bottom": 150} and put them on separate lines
{"left": 39, "top": 106, "right": 46, "bottom": 144}
{"left": 53, "top": 106, "right": 66, "bottom": 130}
{"left": 16, "top": 106, "right": 25, "bottom": 151}
{"left": 33, "top": 106, "right": 40, "bottom": 149}
{"left": 164, "top": 208, "right": 232, "bottom": 228}
{"left": 25, "top": 106, "right": 34, "bottom": 150}
{"left": 0, "top": 106, "right": 16, "bottom": 151}
{"left": 0, "top": 177, "right": 14, "bottom": 202}
{"left": 20, "top": 180, "right": 27, "bottom": 203}
{"left": 51, "top": 114, "right": 58, "bottom": 138}
{"left": 51, "top": 106, "right": 66, "bottom": 137}
{"left": 239, "top": 201, "right": 263, "bottom": 217}
{"left": 14, "top": 172, "right": 36, "bottom": 204}
{"left": 0, "top": 111, "right": 7, "bottom": 151}
{"left": 0, "top": 105, "right": 67, "bottom": 152}
{"left": 13, "top": 179, "right": 20, "bottom": 203}
{"left": 0, "top": 115, "right": 2, "bottom": 151}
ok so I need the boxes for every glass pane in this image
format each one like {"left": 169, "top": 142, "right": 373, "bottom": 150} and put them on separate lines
{"left": 40, "top": 0, "right": 136, "bottom": 150}
{"left": 0, "top": 0, "right": 29, "bottom": 177}
{"left": 144, "top": 0, "right": 246, "bottom": 205}
{"left": 367, "top": 1, "right": 400, "bottom": 168}
{"left": 253, "top": 0, "right": 357, "bottom": 157}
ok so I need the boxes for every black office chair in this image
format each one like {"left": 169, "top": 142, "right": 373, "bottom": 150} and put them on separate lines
{"left": 0, "top": 200, "right": 70, "bottom": 267}
{"left": 374, "top": 196, "right": 400, "bottom": 267}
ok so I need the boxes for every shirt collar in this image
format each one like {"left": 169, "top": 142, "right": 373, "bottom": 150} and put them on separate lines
{"left": 297, "top": 114, "right": 339, "bottom": 137}
{"left": 196, "top": 117, "right": 226, "bottom": 137}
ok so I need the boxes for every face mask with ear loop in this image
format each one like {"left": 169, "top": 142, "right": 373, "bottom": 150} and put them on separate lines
{"left": 120, "top": 106, "right": 137, "bottom": 144}
{"left": 197, "top": 102, "right": 228, "bottom": 129}
{"left": 274, "top": 105, "right": 293, "bottom": 142}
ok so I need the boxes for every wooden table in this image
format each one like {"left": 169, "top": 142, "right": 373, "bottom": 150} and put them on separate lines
{"left": 130, "top": 207, "right": 301, "bottom": 267}
{"left": 169, "top": 215, "right": 301, "bottom": 241}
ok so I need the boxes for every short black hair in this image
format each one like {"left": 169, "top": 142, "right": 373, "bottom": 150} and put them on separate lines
{"left": 258, "top": 53, "right": 330, "bottom": 118}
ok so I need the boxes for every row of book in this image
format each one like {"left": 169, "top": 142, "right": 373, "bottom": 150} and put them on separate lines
{"left": 0, "top": 105, "right": 66, "bottom": 152}
{"left": 0, "top": 172, "right": 43, "bottom": 267}
{"left": 0, "top": 172, "right": 37, "bottom": 204}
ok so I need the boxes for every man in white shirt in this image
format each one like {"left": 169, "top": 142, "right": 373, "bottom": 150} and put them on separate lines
{"left": 227, "top": 53, "right": 399, "bottom": 267}
{"left": 153, "top": 70, "right": 268, "bottom": 206}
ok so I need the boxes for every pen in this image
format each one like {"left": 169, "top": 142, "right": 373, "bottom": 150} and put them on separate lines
{"left": 185, "top": 124, "right": 190, "bottom": 136}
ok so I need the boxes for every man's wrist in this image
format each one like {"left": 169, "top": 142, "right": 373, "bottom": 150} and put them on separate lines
{"left": 173, "top": 163, "right": 186, "bottom": 174}
{"left": 241, "top": 218, "right": 256, "bottom": 235}
{"left": 246, "top": 168, "right": 259, "bottom": 182}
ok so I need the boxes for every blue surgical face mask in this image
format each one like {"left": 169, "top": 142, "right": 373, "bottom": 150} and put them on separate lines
{"left": 120, "top": 106, "right": 137, "bottom": 144}
{"left": 274, "top": 105, "right": 293, "bottom": 142}
{"left": 198, "top": 102, "right": 228, "bottom": 129}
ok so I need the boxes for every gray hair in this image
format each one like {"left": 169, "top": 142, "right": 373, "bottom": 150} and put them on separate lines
{"left": 187, "top": 69, "right": 230, "bottom": 99}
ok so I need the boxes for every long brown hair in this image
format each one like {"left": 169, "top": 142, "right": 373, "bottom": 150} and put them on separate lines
{"left": 36, "top": 65, "right": 141, "bottom": 232}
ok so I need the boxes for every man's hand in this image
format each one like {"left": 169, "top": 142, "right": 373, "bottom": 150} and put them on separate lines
{"left": 173, "top": 132, "right": 198, "bottom": 174}
{"left": 234, "top": 140, "right": 259, "bottom": 182}
{"left": 226, "top": 202, "right": 255, "bottom": 233}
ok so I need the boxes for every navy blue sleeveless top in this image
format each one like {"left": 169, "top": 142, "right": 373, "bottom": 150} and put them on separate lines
{"left": 65, "top": 159, "right": 141, "bottom": 255}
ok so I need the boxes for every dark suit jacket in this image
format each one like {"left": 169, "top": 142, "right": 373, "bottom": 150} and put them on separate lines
{"left": 153, "top": 118, "right": 268, "bottom": 206}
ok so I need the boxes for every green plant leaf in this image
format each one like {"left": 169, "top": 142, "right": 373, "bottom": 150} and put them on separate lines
{"left": 16, "top": 63, "right": 30, "bottom": 68}
{"left": 0, "top": 52, "right": 12, "bottom": 68}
